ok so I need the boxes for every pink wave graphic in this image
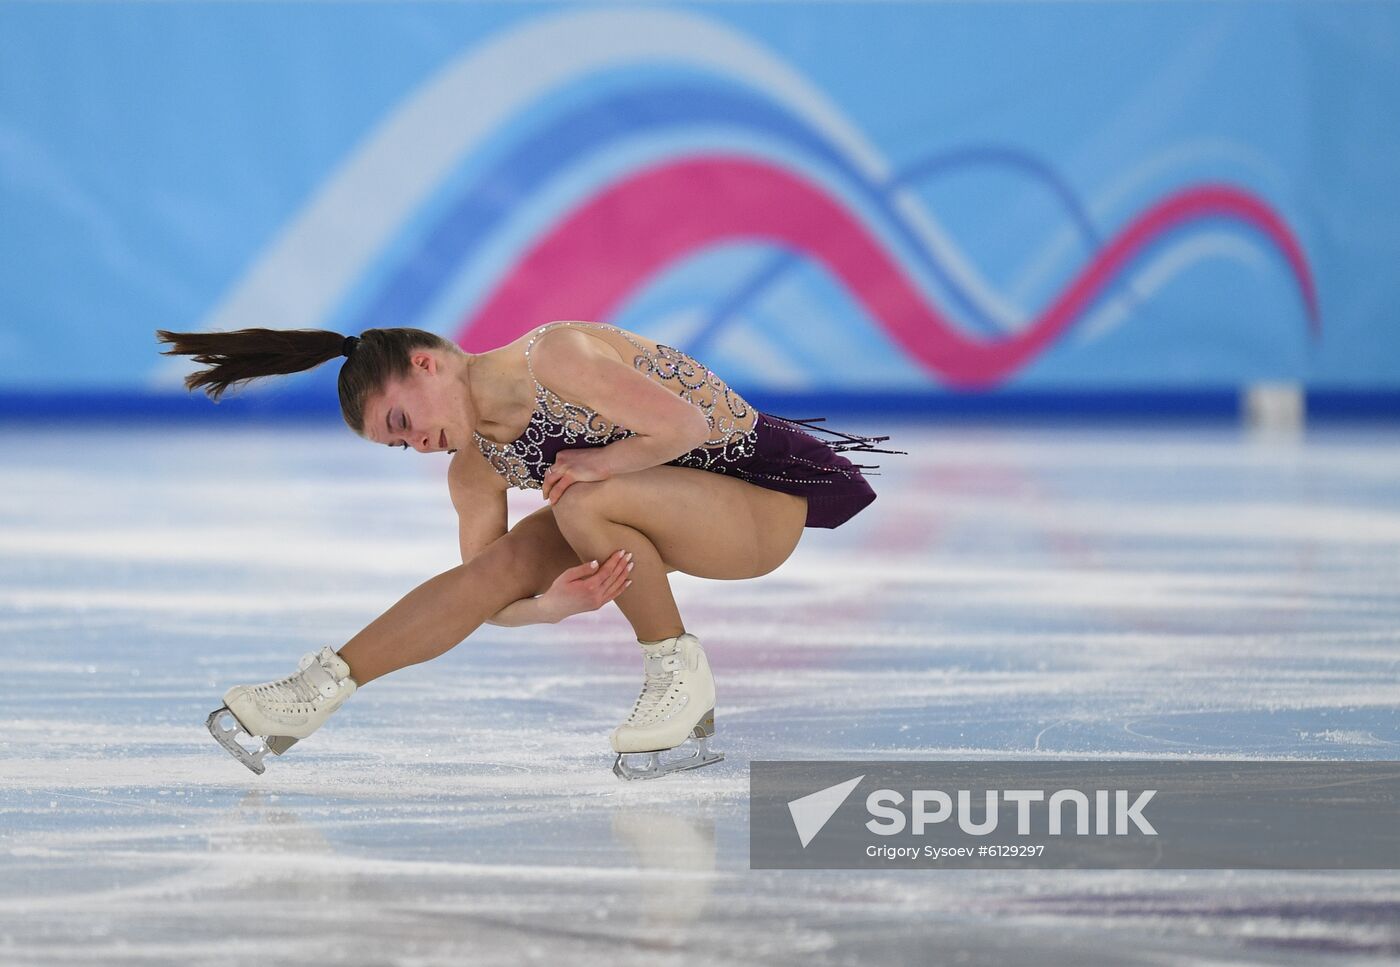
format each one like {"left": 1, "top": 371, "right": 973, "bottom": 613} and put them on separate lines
{"left": 454, "top": 156, "right": 1319, "bottom": 388}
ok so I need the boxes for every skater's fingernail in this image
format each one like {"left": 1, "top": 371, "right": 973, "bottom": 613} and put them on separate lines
{"left": 627, "top": 561, "right": 635, "bottom": 571}
{"left": 590, "top": 560, "right": 598, "bottom": 568}
{"left": 625, "top": 580, "right": 632, "bottom": 587}
{"left": 626, "top": 551, "right": 634, "bottom": 560}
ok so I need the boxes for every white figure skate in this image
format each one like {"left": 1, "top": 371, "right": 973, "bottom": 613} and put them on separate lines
{"left": 206, "top": 645, "right": 358, "bottom": 775}
{"left": 611, "top": 632, "right": 724, "bottom": 780}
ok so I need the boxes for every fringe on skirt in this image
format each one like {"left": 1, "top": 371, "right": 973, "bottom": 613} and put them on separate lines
{"left": 764, "top": 414, "right": 909, "bottom": 473}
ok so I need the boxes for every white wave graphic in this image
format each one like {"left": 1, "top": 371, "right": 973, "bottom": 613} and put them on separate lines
{"left": 1075, "top": 232, "right": 1271, "bottom": 345}
{"left": 152, "top": 6, "right": 1023, "bottom": 388}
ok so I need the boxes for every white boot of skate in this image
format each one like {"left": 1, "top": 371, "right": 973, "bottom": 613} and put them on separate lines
{"left": 610, "top": 632, "right": 723, "bottom": 780}
{"left": 206, "top": 645, "right": 358, "bottom": 775}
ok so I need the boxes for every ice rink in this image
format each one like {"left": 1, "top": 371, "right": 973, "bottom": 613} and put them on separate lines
{"left": 1, "top": 419, "right": 1397, "bottom": 966}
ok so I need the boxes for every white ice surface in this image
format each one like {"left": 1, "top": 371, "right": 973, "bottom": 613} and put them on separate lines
{"left": 1, "top": 420, "right": 1398, "bottom": 966}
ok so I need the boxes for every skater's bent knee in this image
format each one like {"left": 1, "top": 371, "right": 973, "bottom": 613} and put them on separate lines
{"left": 551, "top": 479, "right": 611, "bottom": 519}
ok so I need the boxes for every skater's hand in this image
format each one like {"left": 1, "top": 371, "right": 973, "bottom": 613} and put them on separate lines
{"left": 543, "top": 549, "right": 634, "bottom": 619}
{"left": 542, "top": 448, "right": 612, "bottom": 504}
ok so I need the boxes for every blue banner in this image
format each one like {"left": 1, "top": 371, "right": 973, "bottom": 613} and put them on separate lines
{"left": 2, "top": 2, "right": 1396, "bottom": 413}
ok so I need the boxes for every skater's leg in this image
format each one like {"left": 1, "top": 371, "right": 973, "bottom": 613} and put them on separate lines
{"left": 505, "top": 503, "right": 678, "bottom": 591}
{"left": 209, "top": 506, "right": 636, "bottom": 773}
{"left": 500, "top": 504, "right": 610, "bottom": 596}
{"left": 338, "top": 506, "right": 596, "bottom": 686}
{"left": 551, "top": 466, "right": 807, "bottom": 642}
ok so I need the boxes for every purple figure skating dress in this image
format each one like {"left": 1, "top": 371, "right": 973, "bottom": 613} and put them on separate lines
{"left": 472, "top": 322, "right": 904, "bottom": 529}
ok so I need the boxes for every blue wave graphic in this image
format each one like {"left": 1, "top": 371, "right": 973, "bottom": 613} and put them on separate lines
{"left": 348, "top": 79, "right": 1105, "bottom": 344}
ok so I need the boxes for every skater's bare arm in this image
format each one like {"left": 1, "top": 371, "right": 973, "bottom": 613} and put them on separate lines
{"left": 483, "top": 596, "right": 556, "bottom": 627}
{"left": 528, "top": 329, "right": 710, "bottom": 498}
{"left": 448, "top": 447, "right": 509, "bottom": 562}
{"left": 485, "top": 554, "right": 632, "bottom": 626}
{"left": 448, "top": 449, "right": 526, "bottom": 625}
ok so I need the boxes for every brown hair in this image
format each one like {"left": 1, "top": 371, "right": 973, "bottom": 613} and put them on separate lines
{"left": 153, "top": 326, "right": 458, "bottom": 434}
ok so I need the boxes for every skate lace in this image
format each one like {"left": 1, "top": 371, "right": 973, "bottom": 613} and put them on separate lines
{"left": 252, "top": 652, "right": 340, "bottom": 708}
{"left": 626, "top": 651, "right": 684, "bottom": 724}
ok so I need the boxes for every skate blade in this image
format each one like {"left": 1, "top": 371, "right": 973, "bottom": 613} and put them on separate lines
{"left": 205, "top": 706, "right": 299, "bottom": 775}
{"left": 613, "top": 735, "right": 724, "bottom": 781}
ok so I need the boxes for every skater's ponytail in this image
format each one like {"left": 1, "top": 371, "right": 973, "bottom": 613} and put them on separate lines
{"left": 154, "top": 326, "right": 459, "bottom": 433}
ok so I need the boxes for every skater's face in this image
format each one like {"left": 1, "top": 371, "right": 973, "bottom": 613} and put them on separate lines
{"left": 363, "top": 350, "right": 464, "bottom": 455}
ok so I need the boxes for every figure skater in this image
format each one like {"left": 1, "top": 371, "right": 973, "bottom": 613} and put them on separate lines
{"left": 155, "top": 321, "right": 903, "bottom": 779}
